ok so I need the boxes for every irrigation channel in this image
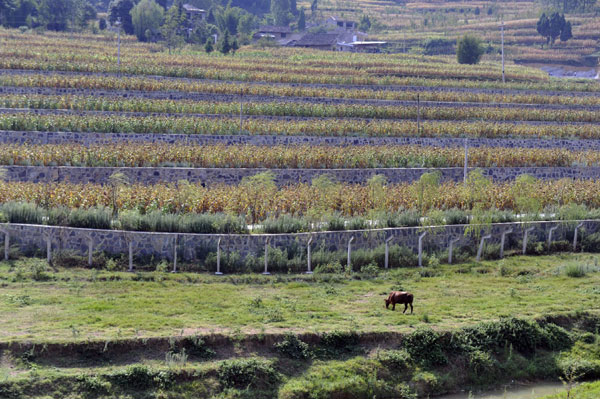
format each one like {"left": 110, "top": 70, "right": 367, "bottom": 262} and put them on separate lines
{"left": 436, "top": 381, "right": 566, "bottom": 399}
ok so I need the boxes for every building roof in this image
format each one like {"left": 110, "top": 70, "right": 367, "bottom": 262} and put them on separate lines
{"left": 294, "top": 33, "right": 339, "bottom": 46}
{"left": 182, "top": 3, "right": 205, "bottom": 12}
{"left": 327, "top": 16, "right": 356, "bottom": 25}
{"left": 258, "top": 25, "right": 292, "bottom": 34}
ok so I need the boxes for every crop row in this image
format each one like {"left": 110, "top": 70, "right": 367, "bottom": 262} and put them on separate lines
{"left": 0, "top": 178, "right": 599, "bottom": 221}
{"left": 1, "top": 113, "right": 598, "bottom": 139}
{"left": 3, "top": 94, "right": 600, "bottom": 123}
{"left": 2, "top": 73, "right": 599, "bottom": 107}
{"left": 3, "top": 143, "right": 600, "bottom": 168}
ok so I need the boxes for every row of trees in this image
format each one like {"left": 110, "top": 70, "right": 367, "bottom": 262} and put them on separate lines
{"left": 536, "top": 12, "right": 572, "bottom": 47}
{"left": 0, "top": 0, "right": 96, "bottom": 30}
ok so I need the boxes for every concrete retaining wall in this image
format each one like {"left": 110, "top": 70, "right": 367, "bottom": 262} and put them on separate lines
{"left": 2, "top": 131, "right": 600, "bottom": 151}
{"left": 4, "top": 165, "right": 600, "bottom": 185}
{"left": 0, "top": 220, "right": 595, "bottom": 271}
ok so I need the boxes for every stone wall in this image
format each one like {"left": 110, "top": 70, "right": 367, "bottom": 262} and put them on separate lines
{"left": 0, "top": 221, "right": 596, "bottom": 271}
{"left": 5, "top": 165, "right": 600, "bottom": 185}
{"left": 2, "top": 130, "right": 600, "bottom": 151}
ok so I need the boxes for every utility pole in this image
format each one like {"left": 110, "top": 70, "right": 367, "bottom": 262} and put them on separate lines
{"left": 116, "top": 17, "right": 122, "bottom": 68}
{"left": 500, "top": 18, "right": 505, "bottom": 84}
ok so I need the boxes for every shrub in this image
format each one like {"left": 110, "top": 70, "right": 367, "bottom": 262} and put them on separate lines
{"left": 565, "top": 264, "right": 586, "bottom": 278}
{"left": 275, "top": 333, "right": 312, "bottom": 359}
{"left": 314, "top": 261, "right": 343, "bottom": 274}
{"left": 377, "top": 349, "right": 412, "bottom": 370}
{"left": 183, "top": 335, "right": 216, "bottom": 359}
{"left": 403, "top": 328, "right": 447, "bottom": 366}
{"left": 320, "top": 330, "right": 359, "bottom": 352}
{"left": 261, "top": 215, "right": 310, "bottom": 234}
{"left": 217, "top": 358, "right": 279, "bottom": 389}
{"left": 0, "top": 202, "right": 43, "bottom": 224}
{"left": 360, "top": 262, "right": 380, "bottom": 277}
{"left": 109, "top": 365, "right": 156, "bottom": 389}
{"left": 467, "top": 349, "right": 496, "bottom": 377}
{"left": 457, "top": 34, "right": 484, "bottom": 64}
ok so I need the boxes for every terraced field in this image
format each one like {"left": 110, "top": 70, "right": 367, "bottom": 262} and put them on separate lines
{"left": 1, "top": 28, "right": 600, "bottom": 399}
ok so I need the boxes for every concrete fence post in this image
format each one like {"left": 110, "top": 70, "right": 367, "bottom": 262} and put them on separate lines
{"left": 547, "top": 225, "right": 559, "bottom": 252}
{"left": 263, "top": 237, "right": 271, "bottom": 275}
{"left": 384, "top": 236, "right": 394, "bottom": 269}
{"left": 306, "top": 236, "right": 313, "bottom": 274}
{"left": 347, "top": 236, "right": 355, "bottom": 271}
{"left": 86, "top": 235, "right": 94, "bottom": 267}
{"left": 128, "top": 239, "right": 134, "bottom": 272}
{"left": 573, "top": 222, "right": 584, "bottom": 251}
{"left": 476, "top": 234, "right": 492, "bottom": 262}
{"left": 418, "top": 231, "right": 427, "bottom": 267}
{"left": 0, "top": 228, "right": 9, "bottom": 261}
{"left": 522, "top": 227, "right": 535, "bottom": 255}
{"left": 215, "top": 237, "right": 223, "bottom": 275}
{"left": 448, "top": 237, "right": 460, "bottom": 264}
{"left": 44, "top": 229, "right": 52, "bottom": 265}
{"left": 171, "top": 234, "right": 178, "bottom": 273}
{"left": 500, "top": 229, "right": 512, "bottom": 258}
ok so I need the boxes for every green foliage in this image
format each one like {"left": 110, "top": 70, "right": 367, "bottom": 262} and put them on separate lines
{"left": 109, "top": 364, "right": 174, "bottom": 389}
{"left": 402, "top": 328, "right": 447, "bottom": 366}
{"left": 377, "top": 349, "right": 412, "bottom": 370}
{"left": 565, "top": 264, "right": 586, "bottom": 277}
{"left": 456, "top": 34, "right": 484, "bottom": 64}
{"left": 217, "top": 358, "right": 280, "bottom": 389}
{"left": 537, "top": 13, "right": 570, "bottom": 47}
{"left": 130, "top": 0, "right": 164, "bottom": 42}
{"left": 313, "top": 261, "right": 343, "bottom": 274}
{"left": 109, "top": 0, "right": 136, "bottom": 34}
{"left": 320, "top": 330, "right": 359, "bottom": 352}
{"left": 275, "top": 333, "right": 312, "bottom": 359}
{"left": 205, "top": 38, "right": 214, "bottom": 53}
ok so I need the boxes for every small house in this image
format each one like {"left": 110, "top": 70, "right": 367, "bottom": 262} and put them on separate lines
{"left": 254, "top": 26, "right": 293, "bottom": 40}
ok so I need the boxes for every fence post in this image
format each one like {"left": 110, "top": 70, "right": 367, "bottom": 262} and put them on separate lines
{"left": 215, "top": 237, "right": 223, "bottom": 275}
{"left": 0, "top": 228, "right": 9, "bottom": 261}
{"left": 547, "top": 225, "right": 559, "bottom": 253}
{"left": 448, "top": 237, "right": 460, "bottom": 264}
{"left": 522, "top": 227, "right": 535, "bottom": 255}
{"left": 171, "top": 234, "right": 178, "bottom": 273}
{"left": 44, "top": 229, "right": 52, "bottom": 265}
{"left": 87, "top": 235, "right": 94, "bottom": 267}
{"left": 418, "top": 231, "right": 427, "bottom": 267}
{"left": 306, "top": 235, "right": 313, "bottom": 274}
{"left": 573, "top": 222, "right": 584, "bottom": 251}
{"left": 500, "top": 229, "right": 512, "bottom": 258}
{"left": 476, "top": 234, "right": 492, "bottom": 262}
{"left": 128, "top": 238, "right": 134, "bottom": 272}
{"left": 262, "top": 237, "right": 271, "bottom": 275}
{"left": 347, "top": 236, "right": 354, "bottom": 271}
{"left": 384, "top": 236, "right": 394, "bottom": 269}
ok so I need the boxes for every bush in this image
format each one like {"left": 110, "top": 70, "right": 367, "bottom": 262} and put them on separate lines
{"left": 109, "top": 365, "right": 158, "bottom": 390}
{"left": 320, "top": 330, "right": 359, "bottom": 352}
{"left": 457, "top": 34, "right": 484, "bottom": 64}
{"left": 261, "top": 215, "right": 310, "bottom": 234}
{"left": 217, "top": 358, "right": 280, "bottom": 389}
{"left": 183, "top": 335, "right": 216, "bottom": 359}
{"left": 403, "top": 328, "right": 447, "bottom": 366}
{"left": 565, "top": 264, "right": 586, "bottom": 278}
{"left": 275, "top": 333, "right": 312, "bottom": 359}
{"left": 377, "top": 349, "right": 412, "bottom": 370}
{"left": 360, "top": 262, "right": 380, "bottom": 277}
{"left": 0, "top": 202, "right": 43, "bottom": 224}
{"left": 314, "top": 261, "right": 343, "bottom": 274}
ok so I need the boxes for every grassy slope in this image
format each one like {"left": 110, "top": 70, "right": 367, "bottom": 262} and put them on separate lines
{"left": 1, "top": 253, "right": 599, "bottom": 342}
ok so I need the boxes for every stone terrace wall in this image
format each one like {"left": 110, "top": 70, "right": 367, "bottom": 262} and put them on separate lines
{"left": 0, "top": 221, "right": 596, "bottom": 269}
{"left": 2, "top": 130, "right": 600, "bottom": 151}
{"left": 5, "top": 165, "right": 600, "bottom": 185}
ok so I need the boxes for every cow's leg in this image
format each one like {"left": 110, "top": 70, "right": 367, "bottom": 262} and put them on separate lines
{"left": 410, "top": 303, "right": 413, "bottom": 314}
{"left": 403, "top": 303, "right": 408, "bottom": 313}
{"left": 392, "top": 303, "right": 395, "bottom": 311}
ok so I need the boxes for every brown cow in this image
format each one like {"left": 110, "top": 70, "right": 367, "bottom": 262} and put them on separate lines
{"left": 385, "top": 291, "right": 413, "bottom": 313}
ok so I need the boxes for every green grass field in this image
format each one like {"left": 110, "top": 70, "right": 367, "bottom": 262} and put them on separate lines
{"left": 1, "top": 253, "right": 599, "bottom": 343}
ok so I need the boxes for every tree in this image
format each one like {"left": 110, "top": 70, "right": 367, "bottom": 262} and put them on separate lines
{"left": 456, "top": 34, "right": 484, "bottom": 64}
{"left": 0, "top": 0, "right": 17, "bottom": 26}
{"left": 108, "top": 172, "right": 130, "bottom": 218}
{"left": 537, "top": 12, "right": 570, "bottom": 47}
{"left": 131, "top": 0, "right": 164, "bottom": 41}
{"left": 297, "top": 8, "right": 305, "bottom": 30}
{"left": 560, "top": 20, "right": 572, "bottom": 42}
{"left": 359, "top": 14, "right": 371, "bottom": 32}
{"left": 161, "top": 1, "right": 185, "bottom": 54}
{"left": 271, "top": 0, "right": 290, "bottom": 26}
{"left": 38, "top": 0, "right": 79, "bottom": 31}
{"left": 412, "top": 171, "right": 441, "bottom": 216}
{"left": 310, "top": 0, "right": 317, "bottom": 14}
{"left": 289, "top": 0, "right": 298, "bottom": 16}
{"left": 99, "top": 18, "right": 107, "bottom": 30}
{"left": 240, "top": 171, "right": 276, "bottom": 224}
{"left": 219, "top": 29, "right": 231, "bottom": 54}
{"left": 109, "top": 0, "right": 136, "bottom": 34}
{"left": 511, "top": 174, "right": 541, "bottom": 221}
{"left": 205, "top": 37, "right": 214, "bottom": 52}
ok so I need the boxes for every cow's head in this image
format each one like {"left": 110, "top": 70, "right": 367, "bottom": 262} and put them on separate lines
{"left": 385, "top": 297, "right": 390, "bottom": 309}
